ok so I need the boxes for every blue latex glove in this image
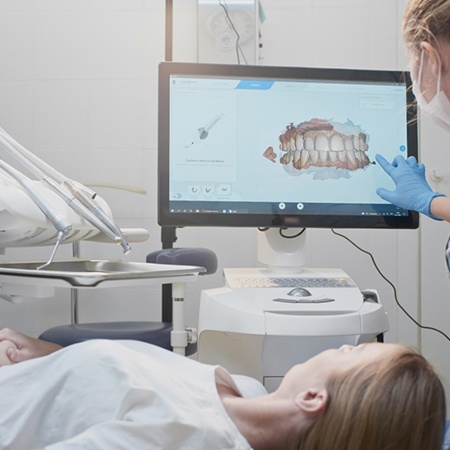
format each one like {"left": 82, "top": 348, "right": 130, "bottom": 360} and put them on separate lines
{"left": 376, "top": 154, "right": 444, "bottom": 219}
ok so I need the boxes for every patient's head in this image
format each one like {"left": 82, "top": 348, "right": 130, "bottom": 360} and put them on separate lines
{"left": 279, "top": 343, "right": 446, "bottom": 450}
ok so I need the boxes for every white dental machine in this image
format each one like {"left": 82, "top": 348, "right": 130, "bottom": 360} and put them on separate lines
{"left": 197, "top": 229, "right": 389, "bottom": 391}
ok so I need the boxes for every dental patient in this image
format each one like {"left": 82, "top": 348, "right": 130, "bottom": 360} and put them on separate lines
{"left": 0, "top": 328, "right": 445, "bottom": 450}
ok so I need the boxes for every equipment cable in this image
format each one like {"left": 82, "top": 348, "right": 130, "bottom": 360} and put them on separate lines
{"left": 218, "top": 0, "right": 249, "bottom": 65}
{"left": 331, "top": 228, "right": 450, "bottom": 343}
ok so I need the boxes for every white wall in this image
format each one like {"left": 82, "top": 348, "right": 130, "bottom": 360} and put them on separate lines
{"left": 0, "top": 0, "right": 447, "bottom": 400}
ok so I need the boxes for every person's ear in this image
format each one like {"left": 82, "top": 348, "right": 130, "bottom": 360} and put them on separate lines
{"left": 295, "top": 388, "right": 328, "bottom": 415}
{"left": 420, "top": 41, "right": 442, "bottom": 78}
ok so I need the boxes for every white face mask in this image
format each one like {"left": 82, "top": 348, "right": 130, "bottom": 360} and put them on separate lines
{"left": 412, "top": 49, "right": 450, "bottom": 132}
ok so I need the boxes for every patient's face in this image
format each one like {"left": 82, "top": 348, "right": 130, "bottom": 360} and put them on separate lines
{"left": 280, "top": 343, "right": 403, "bottom": 394}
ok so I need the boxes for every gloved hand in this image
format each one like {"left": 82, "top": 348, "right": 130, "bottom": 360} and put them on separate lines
{"left": 375, "top": 154, "right": 445, "bottom": 219}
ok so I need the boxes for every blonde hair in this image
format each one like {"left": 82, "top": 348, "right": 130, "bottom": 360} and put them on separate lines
{"left": 299, "top": 349, "right": 446, "bottom": 450}
{"left": 403, "top": 0, "right": 450, "bottom": 60}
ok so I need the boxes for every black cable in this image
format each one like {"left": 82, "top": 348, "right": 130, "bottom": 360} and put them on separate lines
{"left": 218, "top": 0, "right": 248, "bottom": 65}
{"left": 331, "top": 229, "right": 450, "bottom": 343}
{"left": 218, "top": 0, "right": 240, "bottom": 64}
{"left": 279, "top": 227, "right": 306, "bottom": 239}
{"left": 257, "top": 227, "right": 306, "bottom": 239}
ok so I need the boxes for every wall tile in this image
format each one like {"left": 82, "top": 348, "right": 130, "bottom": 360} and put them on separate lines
{"left": 142, "top": 79, "right": 158, "bottom": 149}
{"left": 259, "top": 8, "right": 314, "bottom": 67}
{"left": 172, "top": 3, "right": 198, "bottom": 63}
{"left": 0, "top": 81, "right": 35, "bottom": 146}
{"left": 0, "top": 12, "right": 35, "bottom": 80}
{"left": 86, "top": 10, "right": 145, "bottom": 80}
{"left": 89, "top": 0, "right": 144, "bottom": 11}
{"left": 368, "top": 8, "right": 398, "bottom": 70}
{"left": 143, "top": 9, "right": 166, "bottom": 76}
{"left": 34, "top": 0, "right": 93, "bottom": 11}
{"left": 311, "top": 8, "right": 370, "bottom": 69}
{"left": 0, "top": 0, "right": 35, "bottom": 12}
{"left": 33, "top": 80, "right": 89, "bottom": 150}
{"left": 313, "top": 0, "right": 369, "bottom": 7}
{"left": 33, "top": 11, "right": 91, "bottom": 80}
{"left": 262, "top": 0, "right": 312, "bottom": 7}
{"left": 87, "top": 80, "right": 144, "bottom": 150}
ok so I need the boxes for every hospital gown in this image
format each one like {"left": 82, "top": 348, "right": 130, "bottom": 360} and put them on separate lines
{"left": 0, "top": 340, "right": 263, "bottom": 450}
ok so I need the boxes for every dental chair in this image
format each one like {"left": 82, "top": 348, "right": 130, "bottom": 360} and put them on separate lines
{"left": 39, "top": 247, "right": 218, "bottom": 355}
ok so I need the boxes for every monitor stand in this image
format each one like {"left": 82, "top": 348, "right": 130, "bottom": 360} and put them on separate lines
{"left": 256, "top": 227, "right": 307, "bottom": 274}
{"left": 223, "top": 227, "right": 351, "bottom": 287}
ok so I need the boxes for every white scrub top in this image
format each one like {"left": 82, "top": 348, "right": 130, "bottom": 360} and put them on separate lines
{"left": 0, "top": 340, "right": 261, "bottom": 450}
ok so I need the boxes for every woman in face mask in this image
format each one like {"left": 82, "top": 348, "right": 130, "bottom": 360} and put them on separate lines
{"left": 376, "top": 0, "right": 450, "bottom": 222}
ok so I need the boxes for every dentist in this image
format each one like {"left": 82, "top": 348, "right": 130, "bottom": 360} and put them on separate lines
{"left": 376, "top": 0, "right": 450, "bottom": 223}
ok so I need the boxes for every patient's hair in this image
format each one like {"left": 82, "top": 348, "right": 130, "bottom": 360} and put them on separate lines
{"left": 299, "top": 348, "right": 446, "bottom": 450}
{"left": 403, "top": 0, "right": 450, "bottom": 60}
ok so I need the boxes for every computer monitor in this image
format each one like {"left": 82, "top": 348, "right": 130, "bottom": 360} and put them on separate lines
{"left": 158, "top": 62, "right": 419, "bottom": 231}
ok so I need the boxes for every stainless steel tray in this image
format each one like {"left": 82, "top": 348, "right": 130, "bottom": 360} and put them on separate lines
{"left": 0, "top": 259, "right": 206, "bottom": 288}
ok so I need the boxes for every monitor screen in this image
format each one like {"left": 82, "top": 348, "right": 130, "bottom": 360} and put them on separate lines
{"left": 158, "top": 62, "right": 419, "bottom": 229}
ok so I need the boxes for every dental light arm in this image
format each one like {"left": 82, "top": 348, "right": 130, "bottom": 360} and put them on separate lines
{"left": 0, "top": 129, "right": 131, "bottom": 254}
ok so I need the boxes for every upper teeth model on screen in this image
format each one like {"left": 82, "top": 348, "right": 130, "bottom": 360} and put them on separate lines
{"left": 267, "top": 118, "right": 371, "bottom": 171}
{"left": 0, "top": 126, "right": 132, "bottom": 268}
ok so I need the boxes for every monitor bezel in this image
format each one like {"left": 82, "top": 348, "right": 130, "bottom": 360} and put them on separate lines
{"left": 158, "top": 62, "right": 419, "bottom": 229}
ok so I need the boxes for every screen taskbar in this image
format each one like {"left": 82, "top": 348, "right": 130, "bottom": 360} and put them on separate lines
{"left": 168, "top": 201, "right": 409, "bottom": 217}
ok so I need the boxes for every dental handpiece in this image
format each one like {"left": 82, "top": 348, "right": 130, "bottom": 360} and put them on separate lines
{"left": 64, "top": 180, "right": 131, "bottom": 254}
{"left": 0, "top": 160, "right": 72, "bottom": 237}
{"left": 43, "top": 176, "right": 124, "bottom": 249}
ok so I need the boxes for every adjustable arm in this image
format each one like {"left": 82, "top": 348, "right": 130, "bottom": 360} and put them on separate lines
{"left": 0, "top": 127, "right": 131, "bottom": 253}
{"left": 0, "top": 160, "right": 72, "bottom": 238}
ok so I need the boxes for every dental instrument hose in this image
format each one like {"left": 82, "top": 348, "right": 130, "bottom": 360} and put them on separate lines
{"left": 0, "top": 129, "right": 131, "bottom": 254}
{"left": 331, "top": 229, "right": 450, "bottom": 344}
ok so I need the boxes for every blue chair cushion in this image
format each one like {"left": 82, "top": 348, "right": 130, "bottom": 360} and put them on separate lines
{"left": 146, "top": 248, "right": 218, "bottom": 275}
{"left": 39, "top": 322, "right": 172, "bottom": 349}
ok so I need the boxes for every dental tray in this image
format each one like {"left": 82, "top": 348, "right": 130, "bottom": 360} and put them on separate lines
{"left": 0, "top": 259, "right": 205, "bottom": 289}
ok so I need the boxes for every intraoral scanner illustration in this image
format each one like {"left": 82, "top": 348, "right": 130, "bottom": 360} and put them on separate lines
{"left": 184, "top": 114, "right": 224, "bottom": 148}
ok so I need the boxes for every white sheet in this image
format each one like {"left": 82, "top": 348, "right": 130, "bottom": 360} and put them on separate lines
{"left": 0, "top": 340, "right": 257, "bottom": 450}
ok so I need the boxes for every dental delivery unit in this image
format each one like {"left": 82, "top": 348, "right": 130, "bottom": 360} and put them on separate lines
{"left": 0, "top": 126, "right": 148, "bottom": 267}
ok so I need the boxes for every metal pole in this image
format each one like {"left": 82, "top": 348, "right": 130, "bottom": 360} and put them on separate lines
{"left": 165, "top": 0, "right": 173, "bottom": 62}
{"left": 70, "top": 241, "right": 80, "bottom": 324}
{"left": 161, "top": 0, "right": 177, "bottom": 323}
